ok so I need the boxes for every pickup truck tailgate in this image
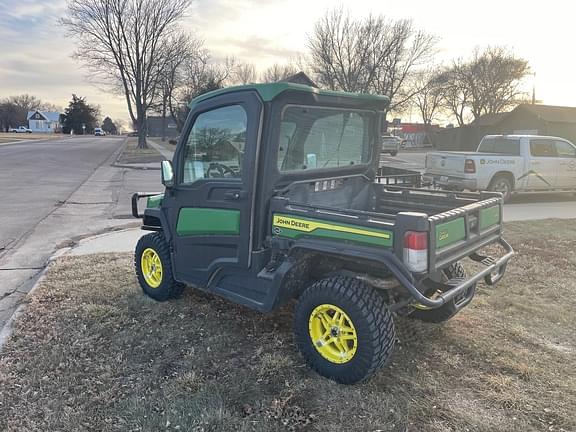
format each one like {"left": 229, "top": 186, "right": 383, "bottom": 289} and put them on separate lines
{"left": 426, "top": 152, "right": 469, "bottom": 174}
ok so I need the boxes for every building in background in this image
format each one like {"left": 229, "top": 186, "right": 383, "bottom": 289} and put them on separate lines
{"left": 147, "top": 116, "right": 178, "bottom": 138}
{"left": 435, "top": 104, "right": 576, "bottom": 150}
{"left": 27, "top": 111, "right": 62, "bottom": 133}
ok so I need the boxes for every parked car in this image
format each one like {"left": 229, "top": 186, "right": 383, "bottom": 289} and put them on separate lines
{"left": 424, "top": 134, "right": 576, "bottom": 202}
{"left": 9, "top": 126, "right": 32, "bottom": 133}
{"left": 381, "top": 135, "right": 405, "bottom": 156}
{"left": 94, "top": 128, "right": 106, "bottom": 136}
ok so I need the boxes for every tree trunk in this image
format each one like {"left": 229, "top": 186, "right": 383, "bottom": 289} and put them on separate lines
{"left": 137, "top": 114, "right": 148, "bottom": 149}
{"left": 161, "top": 100, "right": 167, "bottom": 142}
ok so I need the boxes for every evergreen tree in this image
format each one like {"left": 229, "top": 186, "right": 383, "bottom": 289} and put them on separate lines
{"left": 101, "top": 116, "right": 118, "bottom": 135}
{"left": 62, "top": 95, "right": 99, "bottom": 134}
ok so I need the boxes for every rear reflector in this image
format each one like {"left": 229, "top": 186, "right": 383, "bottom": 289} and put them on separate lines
{"left": 403, "top": 231, "right": 428, "bottom": 272}
{"left": 465, "top": 159, "right": 476, "bottom": 173}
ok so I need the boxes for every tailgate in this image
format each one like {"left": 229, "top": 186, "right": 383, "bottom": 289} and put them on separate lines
{"left": 428, "top": 195, "right": 503, "bottom": 272}
{"left": 426, "top": 152, "right": 468, "bottom": 175}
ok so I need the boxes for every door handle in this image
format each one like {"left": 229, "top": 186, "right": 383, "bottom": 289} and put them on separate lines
{"left": 224, "top": 191, "right": 245, "bottom": 200}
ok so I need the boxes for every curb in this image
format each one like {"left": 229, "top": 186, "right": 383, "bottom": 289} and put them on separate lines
{"left": 0, "top": 259, "right": 54, "bottom": 353}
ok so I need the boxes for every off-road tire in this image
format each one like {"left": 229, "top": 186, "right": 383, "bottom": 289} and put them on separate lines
{"left": 135, "top": 232, "right": 184, "bottom": 301}
{"left": 488, "top": 175, "right": 513, "bottom": 202}
{"left": 294, "top": 276, "right": 395, "bottom": 384}
{"left": 410, "top": 262, "right": 474, "bottom": 323}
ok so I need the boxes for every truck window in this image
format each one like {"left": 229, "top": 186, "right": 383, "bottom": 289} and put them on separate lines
{"left": 530, "top": 139, "right": 557, "bottom": 157}
{"left": 278, "top": 106, "right": 373, "bottom": 171}
{"left": 555, "top": 140, "right": 576, "bottom": 157}
{"left": 181, "top": 105, "right": 247, "bottom": 184}
{"left": 477, "top": 137, "right": 520, "bottom": 155}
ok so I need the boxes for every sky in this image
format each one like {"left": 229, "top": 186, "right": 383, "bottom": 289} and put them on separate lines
{"left": 1, "top": 0, "right": 575, "bottom": 126}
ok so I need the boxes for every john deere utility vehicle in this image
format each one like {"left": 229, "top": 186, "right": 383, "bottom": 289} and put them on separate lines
{"left": 132, "top": 82, "right": 513, "bottom": 384}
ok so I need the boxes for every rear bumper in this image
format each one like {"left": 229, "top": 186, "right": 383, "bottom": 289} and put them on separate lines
{"left": 398, "top": 238, "right": 514, "bottom": 308}
{"left": 424, "top": 174, "right": 477, "bottom": 190}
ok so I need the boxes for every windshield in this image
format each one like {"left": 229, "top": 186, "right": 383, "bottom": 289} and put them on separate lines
{"left": 277, "top": 105, "right": 375, "bottom": 172}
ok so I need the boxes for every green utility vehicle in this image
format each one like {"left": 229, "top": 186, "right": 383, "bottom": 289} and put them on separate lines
{"left": 132, "top": 83, "right": 514, "bottom": 384}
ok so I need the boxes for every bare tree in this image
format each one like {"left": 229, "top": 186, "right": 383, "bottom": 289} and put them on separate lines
{"left": 438, "top": 47, "right": 530, "bottom": 125}
{"left": 234, "top": 63, "right": 257, "bottom": 84}
{"left": 410, "top": 68, "right": 445, "bottom": 125}
{"left": 169, "top": 54, "right": 236, "bottom": 130}
{"left": 467, "top": 47, "right": 530, "bottom": 120}
{"left": 435, "top": 62, "right": 472, "bottom": 126}
{"left": 372, "top": 20, "right": 437, "bottom": 113}
{"left": 260, "top": 63, "right": 298, "bottom": 83}
{"left": 308, "top": 8, "right": 436, "bottom": 113}
{"left": 61, "top": 0, "right": 192, "bottom": 148}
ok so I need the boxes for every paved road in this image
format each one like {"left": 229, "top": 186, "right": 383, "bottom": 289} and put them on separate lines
{"left": 0, "top": 137, "right": 122, "bottom": 254}
{"left": 0, "top": 136, "right": 161, "bottom": 330}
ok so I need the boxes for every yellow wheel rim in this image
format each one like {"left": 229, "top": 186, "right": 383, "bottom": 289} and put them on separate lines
{"left": 141, "top": 248, "right": 163, "bottom": 288}
{"left": 308, "top": 304, "right": 358, "bottom": 364}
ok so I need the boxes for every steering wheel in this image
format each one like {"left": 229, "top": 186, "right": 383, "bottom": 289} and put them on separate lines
{"left": 205, "top": 162, "right": 236, "bottom": 178}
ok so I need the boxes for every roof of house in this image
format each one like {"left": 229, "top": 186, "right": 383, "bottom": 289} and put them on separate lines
{"left": 472, "top": 104, "right": 576, "bottom": 127}
{"left": 516, "top": 104, "right": 576, "bottom": 123}
{"left": 27, "top": 111, "right": 61, "bottom": 122}
{"left": 472, "top": 112, "right": 510, "bottom": 126}
{"left": 189, "top": 82, "right": 390, "bottom": 110}
{"left": 281, "top": 72, "right": 318, "bottom": 88}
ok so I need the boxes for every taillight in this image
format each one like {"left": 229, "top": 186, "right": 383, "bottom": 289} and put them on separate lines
{"left": 464, "top": 159, "right": 476, "bottom": 173}
{"left": 403, "top": 231, "right": 428, "bottom": 272}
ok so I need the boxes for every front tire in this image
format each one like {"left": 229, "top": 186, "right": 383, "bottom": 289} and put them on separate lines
{"left": 294, "top": 276, "right": 395, "bottom": 384}
{"left": 390, "top": 150, "right": 398, "bottom": 157}
{"left": 135, "top": 232, "right": 184, "bottom": 301}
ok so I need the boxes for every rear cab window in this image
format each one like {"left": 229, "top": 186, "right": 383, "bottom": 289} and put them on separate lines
{"left": 277, "top": 105, "right": 374, "bottom": 172}
{"left": 477, "top": 137, "right": 520, "bottom": 155}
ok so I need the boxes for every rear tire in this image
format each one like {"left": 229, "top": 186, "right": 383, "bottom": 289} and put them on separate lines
{"left": 390, "top": 151, "right": 398, "bottom": 157}
{"left": 294, "top": 276, "right": 395, "bottom": 384}
{"left": 488, "top": 175, "right": 513, "bottom": 203}
{"left": 135, "top": 232, "right": 184, "bottom": 301}
{"left": 410, "top": 262, "right": 475, "bottom": 323}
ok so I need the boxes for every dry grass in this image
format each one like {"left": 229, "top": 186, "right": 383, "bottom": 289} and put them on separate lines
{"left": 0, "top": 220, "right": 575, "bottom": 431}
{"left": 116, "top": 137, "right": 164, "bottom": 164}
{"left": 0, "top": 132, "right": 65, "bottom": 144}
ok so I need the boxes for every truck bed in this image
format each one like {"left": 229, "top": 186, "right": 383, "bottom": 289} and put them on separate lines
{"left": 271, "top": 176, "right": 503, "bottom": 273}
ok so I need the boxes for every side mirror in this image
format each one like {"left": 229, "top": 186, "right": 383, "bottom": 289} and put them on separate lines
{"left": 161, "top": 160, "right": 174, "bottom": 188}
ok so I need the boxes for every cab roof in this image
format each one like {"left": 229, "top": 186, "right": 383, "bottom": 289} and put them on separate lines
{"left": 188, "top": 82, "right": 390, "bottom": 109}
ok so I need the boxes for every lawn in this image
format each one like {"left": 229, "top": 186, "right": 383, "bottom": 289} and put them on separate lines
{"left": 116, "top": 137, "right": 165, "bottom": 164}
{"left": 0, "top": 220, "right": 574, "bottom": 431}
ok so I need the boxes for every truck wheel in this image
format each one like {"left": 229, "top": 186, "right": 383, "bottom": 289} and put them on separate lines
{"left": 488, "top": 176, "right": 512, "bottom": 202}
{"left": 294, "top": 276, "right": 395, "bottom": 384}
{"left": 410, "top": 262, "right": 475, "bottom": 323}
{"left": 135, "top": 232, "right": 184, "bottom": 301}
{"left": 390, "top": 151, "right": 398, "bottom": 157}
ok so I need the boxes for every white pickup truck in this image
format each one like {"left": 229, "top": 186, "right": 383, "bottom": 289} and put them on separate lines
{"left": 424, "top": 135, "right": 576, "bottom": 201}
{"left": 9, "top": 126, "right": 32, "bottom": 133}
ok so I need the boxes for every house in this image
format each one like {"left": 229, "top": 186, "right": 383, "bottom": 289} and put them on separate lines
{"left": 27, "top": 110, "right": 62, "bottom": 133}
{"left": 147, "top": 116, "right": 179, "bottom": 138}
{"left": 435, "top": 104, "right": 576, "bottom": 150}
{"left": 282, "top": 72, "right": 318, "bottom": 88}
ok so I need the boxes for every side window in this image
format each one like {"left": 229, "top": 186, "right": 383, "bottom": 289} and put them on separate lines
{"left": 530, "top": 139, "right": 556, "bottom": 157}
{"left": 181, "top": 105, "right": 247, "bottom": 184}
{"left": 555, "top": 140, "right": 576, "bottom": 158}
